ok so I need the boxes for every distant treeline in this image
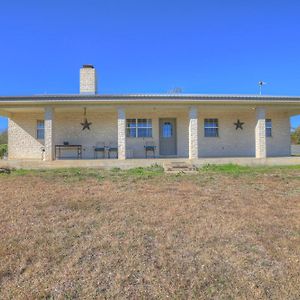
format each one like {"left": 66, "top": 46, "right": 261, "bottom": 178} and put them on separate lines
{"left": 291, "top": 126, "right": 300, "bottom": 145}
{"left": 0, "top": 130, "right": 7, "bottom": 145}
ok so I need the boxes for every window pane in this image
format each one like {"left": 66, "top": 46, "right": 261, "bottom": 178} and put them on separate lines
{"left": 37, "top": 129, "right": 44, "bottom": 140}
{"left": 266, "top": 119, "right": 272, "bottom": 137}
{"left": 163, "top": 122, "right": 172, "bottom": 138}
{"left": 137, "top": 119, "right": 152, "bottom": 128}
{"left": 137, "top": 119, "right": 147, "bottom": 127}
{"left": 127, "top": 119, "right": 152, "bottom": 137}
{"left": 37, "top": 120, "right": 45, "bottom": 139}
{"left": 126, "top": 128, "right": 136, "bottom": 137}
{"left": 37, "top": 120, "right": 44, "bottom": 129}
{"left": 138, "top": 128, "right": 152, "bottom": 137}
{"left": 204, "top": 119, "right": 218, "bottom": 137}
{"left": 126, "top": 119, "right": 136, "bottom": 128}
{"left": 204, "top": 127, "right": 219, "bottom": 137}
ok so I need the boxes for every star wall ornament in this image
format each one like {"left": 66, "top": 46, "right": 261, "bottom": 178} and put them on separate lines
{"left": 81, "top": 107, "right": 92, "bottom": 130}
{"left": 81, "top": 118, "right": 92, "bottom": 130}
{"left": 234, "top": 119, "right": 244, "bottom": 130}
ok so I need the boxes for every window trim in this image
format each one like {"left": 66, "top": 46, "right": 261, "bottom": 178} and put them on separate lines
{"left": 36, "top": 120, "right": 45, "bottom": 140}
{"left": 204, "top": 118, "right": 219, "bottom": 137}
{"left": 266, "top": 119, "right": 272, "bottom": 137}
{"left": 126, "top": 118, "right": 152, "bottom": 138}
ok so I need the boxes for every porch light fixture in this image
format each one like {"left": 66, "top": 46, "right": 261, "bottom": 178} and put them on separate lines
{"left": 81, "top": 107, "right": 92, "bottom": 130}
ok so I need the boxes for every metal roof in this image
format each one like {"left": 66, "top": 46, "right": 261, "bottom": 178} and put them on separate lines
{"left": 1, "top": 94, "right": 300, "bottom": 107}
{"left": 0, "top": 93, "right": 300, "bottom": 101}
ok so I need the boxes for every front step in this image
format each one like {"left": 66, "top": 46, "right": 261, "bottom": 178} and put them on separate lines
{"left": 163, "top": 161, "right": 198, "bottom": 174}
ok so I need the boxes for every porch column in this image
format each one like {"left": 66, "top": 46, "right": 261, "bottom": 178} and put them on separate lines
{"left": 117, "top": 107, "right": 126, "bottom": 160}
{"left": 255, "top": 107, "right": 266, "bottom": 158}
{"left": 189, "top": 106, "right": 198, "bottom": 159}
{"left": 44, "top": 107, "right": 54, "bottom": 161}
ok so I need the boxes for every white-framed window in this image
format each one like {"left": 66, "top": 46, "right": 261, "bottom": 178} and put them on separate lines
{"left": 204, "top": 118, "right": 219, "bottom": 137}
{"left": 37, "top": 120, "right": 45, "bottom": 140}
{"left": 266, "top": 119, "right": 272, "bottom": 137}
{"left": 126, "top": 119, "right": 152, "bottom": 138}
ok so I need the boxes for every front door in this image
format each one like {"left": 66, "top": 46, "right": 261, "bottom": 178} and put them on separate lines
{"left": 159, "top": 118, "right": 177, "bottom": 156}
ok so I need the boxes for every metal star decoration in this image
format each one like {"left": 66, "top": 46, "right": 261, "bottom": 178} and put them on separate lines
{"left": 234, "top": 119, "right": 244, "bottom": 130}
{"left": 80, "top": 108, "right": 92, "bottom": 130}
{"left": 81, "top": 118, "right": 92, "bottom": 130}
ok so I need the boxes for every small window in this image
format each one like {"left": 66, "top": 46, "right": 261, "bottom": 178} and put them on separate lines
{"left": 37, "top": 120, "right": 45, "bottom": 140}
{"left": 204, "top": 118, "right": 219, "bottom": 137}
{"left": 162, "top": 122, "right": 172, "bottom": 138}
{"left": 126, "top": 119, "right": 152, "bottom": 138}
{"left": 266, "top": 119, "right": 272, "bottom": 137}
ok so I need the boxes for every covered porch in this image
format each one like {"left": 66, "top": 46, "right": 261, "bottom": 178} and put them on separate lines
{"left": 1, "top": 102, "right": 299, "bottom": 161}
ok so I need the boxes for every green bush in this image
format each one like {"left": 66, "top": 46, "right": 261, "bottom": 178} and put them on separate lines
{"left": 0, "top": 144, "right": 7, "bottom": 159}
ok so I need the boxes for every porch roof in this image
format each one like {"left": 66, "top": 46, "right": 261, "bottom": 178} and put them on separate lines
{"left": 1, "top": 93, "right": 300, "bottom": 106}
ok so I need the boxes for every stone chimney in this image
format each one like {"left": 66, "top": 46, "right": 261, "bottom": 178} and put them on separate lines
{"left": 80, "top": 65, "right": 97, "bottom": 94}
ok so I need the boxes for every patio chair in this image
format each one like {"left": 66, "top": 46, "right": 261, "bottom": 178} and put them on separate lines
{"left": 107, "top": 142, "right": 118, "bottom": 159}
{"left": 94, "top": 142, "right": 106, "bottom": 159}
{"left": 144, "top": 141, "right": 156, "bottom": 158}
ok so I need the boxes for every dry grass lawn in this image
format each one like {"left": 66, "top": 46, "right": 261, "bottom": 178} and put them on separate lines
{"left": 0, "top": 165, "right": 300, "bottom": 299}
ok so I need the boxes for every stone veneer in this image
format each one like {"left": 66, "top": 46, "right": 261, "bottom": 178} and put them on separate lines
{"left": 255, "top": 107, "right": 266, "bottom": 158}
{"left": 80, "top": 66, "right": 97, "bottom": 94}
{"left": 44, "top": 107, "right": 54, "bottom": 161}
{"left": 117, "top": 108, "right": 126, "bottom": 160}
{"left": 7, "top": 107, "right": 291, "bottom": 160}
{"left": 188, "top": 106, "right": 198, "bottom": 159}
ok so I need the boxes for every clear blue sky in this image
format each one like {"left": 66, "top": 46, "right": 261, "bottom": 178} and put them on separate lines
{"left": 1, "top": 0, "right": 300, "bottom": 131}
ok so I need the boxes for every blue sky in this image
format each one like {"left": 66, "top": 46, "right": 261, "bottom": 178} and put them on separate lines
{"left": 1, "top": 0, "right": 300, "bottom": 131}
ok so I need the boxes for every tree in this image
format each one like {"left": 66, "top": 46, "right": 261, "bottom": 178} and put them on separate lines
{"left": 0, "top": 130, "right": 8, "bottom": 144}
{"left": 291, "top": 126, "right": 300, "bottom": 144}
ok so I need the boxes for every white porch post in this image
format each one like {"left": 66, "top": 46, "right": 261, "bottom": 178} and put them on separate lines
{"left": 118, "top": 107, "right": 126, "bottom": 160}
{"left": 255, "top": 107, "right": 266, "bottom": 158}
{"left": 44, "top": 107, "right": 54, "bottom": 161}
{"left": 189, "top": 106, "right": 198, "bottom": 159}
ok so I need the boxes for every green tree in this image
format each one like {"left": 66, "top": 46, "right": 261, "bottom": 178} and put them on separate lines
{"left": 0, "top": 130, "right": 8, "bottom": 144}
{"left": 291, "top": 126, "right": 300, "bottom": 144}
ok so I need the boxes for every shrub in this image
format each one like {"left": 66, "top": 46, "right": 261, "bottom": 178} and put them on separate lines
{"left": 0, "top": 144, "right": 8, "bottom": 159}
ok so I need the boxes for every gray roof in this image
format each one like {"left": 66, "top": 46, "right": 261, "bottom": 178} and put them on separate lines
{"left": 1, "top": 94, "right": 300, "bottom": 104}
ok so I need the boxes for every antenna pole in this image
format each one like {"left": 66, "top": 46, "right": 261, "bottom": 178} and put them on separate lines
{"left": 258, "top": 81, "right": 266, "bottom": 95}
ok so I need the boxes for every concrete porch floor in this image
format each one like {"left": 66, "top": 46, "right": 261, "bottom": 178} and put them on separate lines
{"left": 1, "top": 157, "right": 300, "bottom": 170}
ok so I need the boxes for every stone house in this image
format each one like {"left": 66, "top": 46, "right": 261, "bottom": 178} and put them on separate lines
{"left": 0, "top": 65, "right": 299, "bottom": 162}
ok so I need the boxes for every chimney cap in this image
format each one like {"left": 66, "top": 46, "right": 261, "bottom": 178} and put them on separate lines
{"left": 82, "top": 64, "right": 94, "bottom": 69}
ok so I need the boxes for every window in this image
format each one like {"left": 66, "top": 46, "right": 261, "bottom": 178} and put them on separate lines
{"left": 204, "top": 118, "right": 219, "bottom": 137}
{"left": 266, "top": 119, "right": 272, "bottom": 137}
{"left": 126, "top": 119, "right": 152, "bottom": 137}
{"left": 162, "top": 122, "right": 172, "bottom": 138}
{"left": 37, "top": 120, "right": 45, "bottom": 140}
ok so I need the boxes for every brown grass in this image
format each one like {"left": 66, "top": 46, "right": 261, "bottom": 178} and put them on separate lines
{"left": 0, "top": 167, "right": 300, "bottom": 299}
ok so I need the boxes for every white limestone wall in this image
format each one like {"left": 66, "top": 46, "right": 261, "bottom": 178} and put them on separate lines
{"left": 125, "top": 110, "right": 189, "bottom": 158}
{"left": 198, "top": 111, "right": 291, "bottom": 157}
{"left": 266, "top": 112, "right": 291, "bottom": 156}
{"left": 54, "top": 111, "right": 118, "bottom": 159}
{"left": 7, "top": 108, "right": 291, "bottom": 160}
{"left": 8, "top": 113, "right": 45, "bottom": 160}
{"left": 198, "top": 111, "right": 255, "bottom": 157}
